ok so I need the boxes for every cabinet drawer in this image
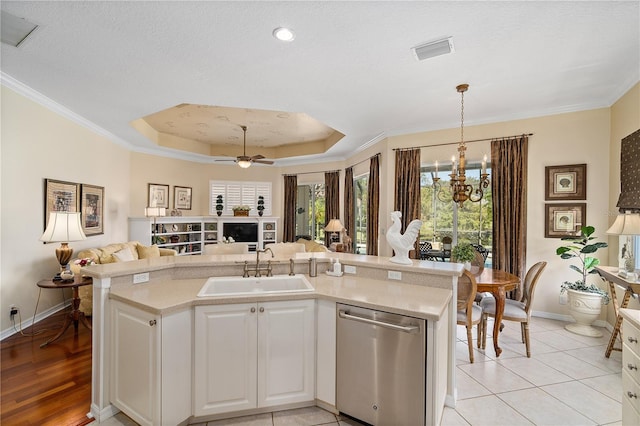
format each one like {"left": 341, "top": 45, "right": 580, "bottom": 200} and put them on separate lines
{"left": 623, "top": 394, "right": 640, "bottom": 426}
{"left": 623, "top": 342, "right": 640, "bottom": 385}
{"left": 623, "top": 321, "right": 640, "bottom": 358}
{"left": 622, "top": 370, "right": 640, "bottom": 415}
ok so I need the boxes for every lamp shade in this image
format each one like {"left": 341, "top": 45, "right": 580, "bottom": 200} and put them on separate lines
{"left": 40, "top": 212, "right": 87, "bottom": 243}
{"left": 606, "top": 212, "right": 640, "bottom": 235}
{"left": 145, "top": 207, "right": 166, "bottom": 218}
{"left": 325, "top": 219, "right": 344, "bottom": 233}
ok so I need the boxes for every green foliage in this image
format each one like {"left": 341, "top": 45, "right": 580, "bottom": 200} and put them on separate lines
{"left": 556, "top": 225, "right": 609, "bottom": 303}
{"left": 452, "top": 242, "right": 475, "bottom": 263}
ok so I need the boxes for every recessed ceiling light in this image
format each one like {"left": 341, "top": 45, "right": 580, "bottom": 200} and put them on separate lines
{"left": 273, "top": 27, "right": 295, "bottom": 42}
{"left": 1, "top": 11, "right": 38, "bottom": 48}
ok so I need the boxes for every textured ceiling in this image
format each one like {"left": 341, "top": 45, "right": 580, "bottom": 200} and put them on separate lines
{"left": 1, "top": 1, "right": 638, "bottom": 166}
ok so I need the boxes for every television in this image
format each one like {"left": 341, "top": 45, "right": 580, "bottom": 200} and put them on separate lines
{"left": 223, "top": 222, "right": 258, "bottom": 243}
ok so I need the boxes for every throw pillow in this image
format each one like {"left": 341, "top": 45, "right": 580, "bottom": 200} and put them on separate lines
{"left": 113, "top": 247, "right": 135, "bottom": 262}
{"left": 138, "top": 244, "right": 161, "bottom": 259}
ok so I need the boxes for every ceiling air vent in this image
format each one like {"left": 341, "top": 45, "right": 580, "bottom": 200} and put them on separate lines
{"left": 411, "top": 37, "right": 454, "bottom": 61}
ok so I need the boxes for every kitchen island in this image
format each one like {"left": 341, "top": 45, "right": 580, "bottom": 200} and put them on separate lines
{"left": 85, "top": 252, "right": 462, "bottom": 425}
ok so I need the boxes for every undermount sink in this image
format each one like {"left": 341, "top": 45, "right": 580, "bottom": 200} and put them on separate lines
{"left": 197, "top": 274, "right": 314, "bottom": 297}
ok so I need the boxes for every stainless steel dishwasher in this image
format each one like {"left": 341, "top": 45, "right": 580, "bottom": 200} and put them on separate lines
{"left": 336, "top": 303, "right": 426, "bottom": 426}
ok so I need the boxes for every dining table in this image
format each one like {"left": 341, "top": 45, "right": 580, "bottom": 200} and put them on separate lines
{"left": 473, "top": 267, "right": 521, "bottom": 357}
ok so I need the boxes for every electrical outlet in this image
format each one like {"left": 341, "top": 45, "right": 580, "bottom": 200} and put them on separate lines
{"left": 388, "top": 270, "right": 402, "bottom": 280}
{"left": 344, "top": 265, "right": 356, "bottom": 274}
{"left": 9, "top": 305, "right": 18, "bottom": 320}
{"left": 133, "top": 272, "right": 149, "bottom": 284}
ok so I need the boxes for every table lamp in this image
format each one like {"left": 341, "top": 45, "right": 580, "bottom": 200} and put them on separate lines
{"left": 325, "top": 219, "right": 344, "bottom": 243}
{"left": 145, "top": 207, "right": 166, "bottom": 244}
{"left": 606, "top": 211, "right": 640, "bottom": 278}
{"left": 40, "top": 212, "right": 87, "bottom": 278}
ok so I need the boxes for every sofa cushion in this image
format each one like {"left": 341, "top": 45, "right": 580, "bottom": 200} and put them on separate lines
{"left": 296, "top": 238, "right": 329, "bottom": 253}
{"left": 138, "top": 244, "right": 161, "bottom": 259}
{"left": 113, "top": 247, "right": 135, "bottom": 262}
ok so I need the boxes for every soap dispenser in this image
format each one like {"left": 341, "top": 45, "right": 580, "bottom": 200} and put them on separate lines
{"left": 333, "top": 258, "right": 342, "bottom": 275}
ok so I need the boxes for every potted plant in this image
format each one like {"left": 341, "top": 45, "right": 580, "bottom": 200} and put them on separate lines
{"left": 451, "top": 242, "right": 475, "bottom": 270}
{"left": 215, "top": 195, "right": 224, "bottom": 216}
{"left": 257, "top": 196, "right": 265, "bottom": 217}
{"left": 556, "top": 225, "right": 609, "bottom": 337}
{"left": 232, "top": 205, "right": 251, "bottom": 217}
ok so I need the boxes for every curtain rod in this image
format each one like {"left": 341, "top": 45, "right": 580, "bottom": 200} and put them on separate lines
{"left": 282, "top": 169, "right": 340, "bottom": 177}
{"left": 393, "top": 133, "right": 533, "bottom": 151}
{"left": 347, "top": 152, "right": 381, "bottom": 169}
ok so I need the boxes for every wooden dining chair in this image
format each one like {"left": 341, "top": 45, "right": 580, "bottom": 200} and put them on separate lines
{"left": 479, "top": 261, "right": 547, "bottom": 357}
{"left": 457, "top": 270, "right": 483, "bottom": 363}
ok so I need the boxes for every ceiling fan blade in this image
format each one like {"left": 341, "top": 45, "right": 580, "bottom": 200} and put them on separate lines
{"left": 215, "top": 159, "right": 236, "bottom": 162}
{"left": 251, "top": 154, "right": 265, "bottom": 160}
{"left": 253, "top": 159, "right": 274, "bottom": 165}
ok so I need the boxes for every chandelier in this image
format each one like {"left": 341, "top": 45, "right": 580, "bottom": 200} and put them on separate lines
{"left": 436, "top": 83, "right": 490, "bottom": 208}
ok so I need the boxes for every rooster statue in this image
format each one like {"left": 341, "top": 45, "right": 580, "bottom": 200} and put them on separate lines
{"left": 386, "top": 211, "right": 422, "bottom": 264}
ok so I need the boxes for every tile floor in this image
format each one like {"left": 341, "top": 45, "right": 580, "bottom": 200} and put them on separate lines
{"left": 94, "top": 317, "right": 623, "bottom": 426}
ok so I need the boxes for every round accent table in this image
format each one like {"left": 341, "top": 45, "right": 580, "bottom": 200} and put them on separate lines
{"left": 37, "top": 276, "right": 92, "bottom": 348}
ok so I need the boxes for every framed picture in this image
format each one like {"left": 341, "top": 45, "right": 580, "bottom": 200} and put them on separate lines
{"left": 174, "top": 186, "right": 192, "bottom": 210}
{"left": 81, "top": 184, "right": 104, "bottom": 236}
{"left": 148, "top": 183, "right": 169, "bottom": 208}
{"left": 545, "top": 164, "right": 587, "bottom": 200}
{"left": 44, "top": 179, "right": 80, "bottom": 231}
{"left": 545, "top": 203, "right": 586, "bottom": 238}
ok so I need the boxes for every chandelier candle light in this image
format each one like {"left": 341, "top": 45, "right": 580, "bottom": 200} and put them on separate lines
{"left": 435, "top": 84, "right": 490, "bottom": 208}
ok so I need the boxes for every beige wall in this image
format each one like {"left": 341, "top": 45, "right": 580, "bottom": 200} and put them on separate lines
{"left": 2, "top": 82, "right": 638, "bottom": 336}
{"left": 1, "top": 85, "right": 131, "bottom": 334}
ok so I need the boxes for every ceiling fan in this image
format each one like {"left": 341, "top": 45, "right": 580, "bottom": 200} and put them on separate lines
{"left": 217, "top": 125, "right": 274, "bottom": 168}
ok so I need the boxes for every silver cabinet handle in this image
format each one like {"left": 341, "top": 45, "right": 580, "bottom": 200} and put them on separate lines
{"left": 628, "top": 363, "right": 638, "bottom": 371}
{"left": 628, "top": 336, "right": 638, "bottom": 344}
{"left": 259, "top": 307, "right": 265, "bottom": 313}
{"left": 628, "top": 391, "right": 638, "bottom": 399}
{"left": 149, "top": 320, "right": 156, "bottom": 326}
{"left": 250, "top": 307, "right": 256, "bottom": 313}
{"left": 338, "top": 310, "right": 420, "bottom": 334}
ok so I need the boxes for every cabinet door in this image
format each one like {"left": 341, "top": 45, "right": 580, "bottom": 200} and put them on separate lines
{"left": 194, "top": 303, "right": 258, "bottom": 416}
{"left": 110, "top": 301, "right": 160, "bottom": 426}
{"left": 258, "top": 299, "right": 316, "bottom": 407}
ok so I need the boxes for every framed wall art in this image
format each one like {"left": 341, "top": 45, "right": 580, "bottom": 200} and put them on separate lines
{"left": 174, "top": 186, "right": 192, "bottom": 210}
{"left": 545, "top": 203, "right": 586, "bottom": 238}
{"left": 81, "top": 184, "right": 104, "bottom": 236}
{"left": 148, "top": 183, "right": 169, "bottom": 208}
{"left": 44, "top": 178, "right": 80, "bottom": 231}
{"left": 545, "top": 164, "right": 587, "bottom": 200}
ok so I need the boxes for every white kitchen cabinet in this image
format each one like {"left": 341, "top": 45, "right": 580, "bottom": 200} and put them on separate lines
{"left": 622, "top": 310, "right": 640, "bottom": 424}
{"left": 110, "top": 301, "right": 191, "bottom": 426}
{"left": 194, "top": 300, "right": 315, "bottom": 416}
{"left": 315, "top": 299, "right": 336, "bottom": 407}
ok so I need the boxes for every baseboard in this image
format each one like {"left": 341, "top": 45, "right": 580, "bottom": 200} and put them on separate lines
{"left": 0, "top": 300, "right": 70, "bottom": 341}
{"left": 531, "top": 310, "right": 610, "bottom": 330}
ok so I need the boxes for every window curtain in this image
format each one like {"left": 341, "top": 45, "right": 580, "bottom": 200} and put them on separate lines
{"left": 324, "top": 171, "right": 340, "bottom": 246}
{"left": 344, "top": 167, "right": 355, "bottom": 253}
{"left": 367, "top": 154, "right": 380, "bottom": 255}
{"left": 283, "top": 175, "right": 297, "bottom": 242}
{"left": 616, "top": 129, "right": 640, "bottom": 212}
{"left": 394, "top": 148, "right": 422, "bottom": 258}
{"left": 491, "top": 135, "right": 528, "bottom": 299}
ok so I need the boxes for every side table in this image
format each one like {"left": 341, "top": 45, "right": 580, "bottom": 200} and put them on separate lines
{"left": 37, "top": 275, "right": 93, "bottom": 348}
{"left": 596, "top": 266, "right": 640, "bottom": 358}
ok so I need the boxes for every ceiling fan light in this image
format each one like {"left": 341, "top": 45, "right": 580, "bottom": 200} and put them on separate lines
{"left": 237, "top": 159, "right": 252, "bottom": 169}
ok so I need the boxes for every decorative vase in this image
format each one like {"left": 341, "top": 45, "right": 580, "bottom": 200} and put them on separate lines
{"left": 216, "top": 210, "right": 222, "bottom": 216}
{"left": 258, "top": 210, "right": 264, "bottom": 217}
{"left": 625, "top": 256, "right": 635, "bottom": 273}
{"left": 565, "top": 288, "right": 603, "bottom": 337}
{"left": 60, "top": 270, "right": 75, "bottom": 281}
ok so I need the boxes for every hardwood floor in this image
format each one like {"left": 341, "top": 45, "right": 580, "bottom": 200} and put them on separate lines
{"left": 1, "top": 308, "right": 92, "bottom": 426}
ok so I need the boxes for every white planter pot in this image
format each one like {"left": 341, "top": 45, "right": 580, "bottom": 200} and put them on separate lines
{"left": 564, "top": 288, "right": 604, "bottom": 337}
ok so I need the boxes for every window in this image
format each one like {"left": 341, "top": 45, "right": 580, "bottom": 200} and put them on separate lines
{"left": 354, "top": 174, "right": 369, "bottom": 254}
{"left": 420, "top": 163, "right": 493, "bottom": 263}
{"left": 296, "top": 184, "right": 325, "bottom": 242}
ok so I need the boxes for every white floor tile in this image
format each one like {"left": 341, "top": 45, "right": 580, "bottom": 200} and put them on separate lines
{"left": 497, "top": 387, "right": 596, "bottom": 425}
{"left": 580, "top": 372, "right": 623, "bottom": 403}
{"left": 536, "top": 351, "right": 611, "bottom": 380}
{"left": 207, "top": 413, "right": 273, "bottom": 426}
{"left": 272, "top": 406, "right": 338, "bottom": 426}
{"left": 439, "top": 406, "right": 471, "bottom": 426}
{"left": 458, "top": 360, "right": 535, "bottom": 394}
{"left": 454, "top": 394, "right": 534, "bottom": 426}
{"left": 564, "top": 344, "right": 624, "bottom": 373}
{"left": 531, "top": 330, "right": 591, "bottom": 351}
{"left": 496, "top": 356, "right": 573, "bottom": 386}
{"left": 541, "top": 380, "right": 622, "bottom": 425}
{"left": 455, "top": 368, "right": 492, "bottom": 400}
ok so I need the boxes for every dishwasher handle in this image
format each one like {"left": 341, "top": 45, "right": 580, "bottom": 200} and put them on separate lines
{"left": 338, "top": 310, "right": 420, "bottom": 334}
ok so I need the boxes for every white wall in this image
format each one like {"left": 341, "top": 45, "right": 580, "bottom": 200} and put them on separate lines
{"left": 0, "top": 85, "right": 131, "bottom": 335}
